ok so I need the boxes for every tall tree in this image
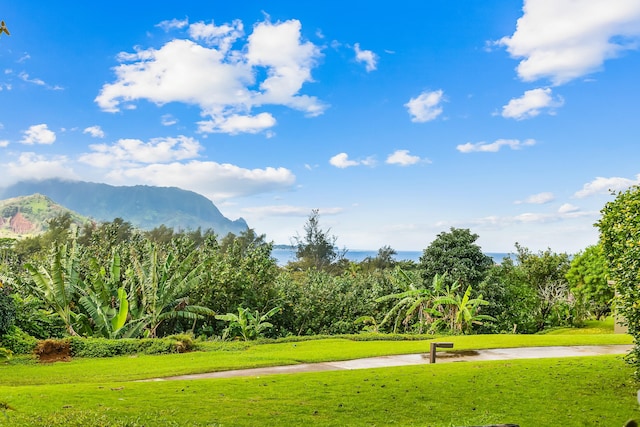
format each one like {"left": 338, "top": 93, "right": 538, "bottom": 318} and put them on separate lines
{"left": 565, "top": 244, "right": 612, "bottom": 320}
{"left": 419, "top": 228, "right": 493, "bottom": 289}
{"left": 597, "top": 184, "right": 640, "bottom": 375}
{"left": 291, "top": 209, "right": 344, "bottom": 271}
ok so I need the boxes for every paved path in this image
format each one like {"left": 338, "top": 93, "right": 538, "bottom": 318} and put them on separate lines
{"left": 142, "top": 344, "right": 633, "bottom": 382}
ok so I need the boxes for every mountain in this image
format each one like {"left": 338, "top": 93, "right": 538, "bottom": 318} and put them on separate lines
{"left": 0, "top": 194, "right": 90, "bottom": 238}
{"left": 0, "top": 179, "right": 248, "bottom": 236}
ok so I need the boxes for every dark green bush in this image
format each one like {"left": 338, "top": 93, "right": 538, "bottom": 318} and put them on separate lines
{"left": 69, "top": 334, "right": 195, "bottom": 358}
{"left": 0, "top": 326, "right": 38, "bottom": 354}
{"left": 0, "top": 287, "right": 16, "bottom": 336}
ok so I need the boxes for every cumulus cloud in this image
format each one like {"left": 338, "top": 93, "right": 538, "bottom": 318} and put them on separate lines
{"left": 95, "top": 18, "right": 326, "bottom": 135}
{"left": 386, "top": 150, "right": 427, "bottom": 166}
{"left": 3, "top": 152, "right": 77, "bottom": 182}
{"left": 83, "top": 125, "right": 105, "bottom": 138}
{"left": 574, "top": 175, "right": 640, "bottom": 198}
{"left": 498, "top": 0, "right": 640, "bottom": 84}
{"left": 329, "top": 152, "right": 375, "bottom": 168}
{"left": 457, "top": 138, "right": 536, "bottom": 153}
{"left": 79, "top": 135, "right": 202, "bottom": 168}
{"left": 354, "top": 43, "right": 378, "bottom": 72}
{"left": 106, "top": 161, "right": 296, "bottom": 201}
{"left": 515, "top": 192, "right": 555, "bottom": 204}
{"left": 0, "top": 140, "right": 9, "bottom": 148}
{"left": 21, "top": 124, "right": 56, "bottom": 145}
{"left": 189, "top": 19, "right": 243, "bottom": 54}
{"left": 501, "top": 88, "right": 564, "bottom": 119}
{"left": 405, "top": 90, "right": 445, "bottom": 122}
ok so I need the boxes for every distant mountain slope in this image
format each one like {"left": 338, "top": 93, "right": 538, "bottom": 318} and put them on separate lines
{"left": 0, "top": 193, "right": 90, "bottom": 238}
{"left": 1, "top": 179, "right": 248, "bottom": 236}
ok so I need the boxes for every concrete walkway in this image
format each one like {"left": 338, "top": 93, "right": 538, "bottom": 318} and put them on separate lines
{"left": 142, "top": 344, "right": 633, "bottom": 382}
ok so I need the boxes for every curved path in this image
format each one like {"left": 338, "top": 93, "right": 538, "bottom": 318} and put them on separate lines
{"left": 142, "top": 344, "right": 633, "bottom": 382}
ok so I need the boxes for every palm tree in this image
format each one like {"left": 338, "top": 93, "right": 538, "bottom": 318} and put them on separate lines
{"left": 126, "top": 241, "right": 214, "bottom": 338}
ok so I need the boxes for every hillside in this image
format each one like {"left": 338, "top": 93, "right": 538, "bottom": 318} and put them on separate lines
{"left": 0, "top": 179, "right": 248, "bottom": 237}
{"left": 0, "top": 194, "right": 90, "bottom": 238}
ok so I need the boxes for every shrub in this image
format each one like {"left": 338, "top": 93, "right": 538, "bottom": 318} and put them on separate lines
{"left": 0, "top": 287, "right": 16, "bottom": 336}
{"left": 0, "top": 326, "right": 38, "bottom": 354}
{"left": 69, "top": 334, "right": 196, "bottom": 358}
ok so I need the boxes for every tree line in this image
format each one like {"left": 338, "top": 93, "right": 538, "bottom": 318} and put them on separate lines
{"left": 0, "top": 207, "right": 614, "bottom": 354}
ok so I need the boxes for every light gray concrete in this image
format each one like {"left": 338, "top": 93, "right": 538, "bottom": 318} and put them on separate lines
{"left": 141, "top": 344, "right": 633, "bottom": 382}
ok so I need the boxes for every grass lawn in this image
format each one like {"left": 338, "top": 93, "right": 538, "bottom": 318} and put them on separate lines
{"left": 0, "top": 330, "right": 637, "bottom": 426}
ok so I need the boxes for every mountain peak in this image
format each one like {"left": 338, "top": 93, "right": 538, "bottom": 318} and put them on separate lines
{"left": 1, "top": 179, "right": 248, "bottom": 237}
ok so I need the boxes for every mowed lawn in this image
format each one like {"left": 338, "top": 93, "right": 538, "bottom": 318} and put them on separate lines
{"left": 1, "top": 332, "right": 638, "bottom": 426}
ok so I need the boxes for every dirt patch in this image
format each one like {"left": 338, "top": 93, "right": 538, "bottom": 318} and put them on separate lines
{"left": 35, "top": 339, "right": 72, "bottom": 363}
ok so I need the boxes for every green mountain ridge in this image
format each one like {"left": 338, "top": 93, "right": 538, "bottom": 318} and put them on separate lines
{"left": 0, "top": 179, "right": 249, "bottom": 237}
{"left": 0, "top": 194, "right": 90, "bottom": 238}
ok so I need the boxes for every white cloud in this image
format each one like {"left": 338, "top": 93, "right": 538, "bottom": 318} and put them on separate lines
{"left": 197, "top": 112, "right": 276, "bottom": 135}
{"left": 501, "top": 88, "right": 564, "bottom": 120}
{"left": 161, "top": 114, "right": 178, "bottom": 126}
{"left": 558, "top": 203, "right": 580, "bottom": 214}
{"left": 405, "top": 90, "right": 445, "bottom": 122}
{"left": 330, "top": 153, "right": 359, "bottom": 168}
{"left": 241, "top": 205, "right": 343, "bottom": 217}
{"left": 574, "top": 175, "right": 640, "bottom": 198}
{"left": 106, "top": 161, "right": 296, "bottom": 201}
{"left": 3, "top": 152, "right": 77, "bottom": 183}
{"left": 156, "top": 18, "right": 189, "bottom": 31}
{"left": 79, "top": 135, "right": 201, "bottom": 168}
{"left": 20, "top": 124, "right": 56, "bottom": 145}
{"left": 354, "top": 43, "right": 378, "bottom": 72}
{"left": 329, "top": 152, "right": 375, "bottom": 168}
{"left": 457, "top": 138, "right": 536, "bottom": 153}
{"left": 515, "top": 192, "right": 555, "bottom": 204}
{"left": 96, "top": 18, "right": 326, "bottom": 135}
{"left": 189, "top": 20, "right": 243, "bottom": 54}
{"left": 0, "top": 140, "right": 9, "bottom": 148}
{"left": 386, "top": 150, "right": 426, "bottom": 166}
{"left": 83, "top": 125, "right": 105, "bottom": 138}
{"left": 498, "top": 0, "right": 640, "bottom": 84}
{"left": 245, "top": 19, "right": 325, "bottom": 116}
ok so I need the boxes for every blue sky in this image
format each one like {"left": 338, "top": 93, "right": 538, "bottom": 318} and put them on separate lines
{"left": 1, "top": 1, "right": 639, "bottom": 253}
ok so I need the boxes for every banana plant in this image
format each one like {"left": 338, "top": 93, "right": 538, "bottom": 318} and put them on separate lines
{"left": 451, "top": 285, "right": 495, "bottom": 333}
{"left": 76, "top": 252, "right": 130, "bottom": 338}
{"left": 25, "top": 241, "right": 82, "bottom": 336}
{"left": 216, "top": 306, "right": 281, "bottom": 341}
{"left": 126, "top": 241, "right": 215, "bottom": 338}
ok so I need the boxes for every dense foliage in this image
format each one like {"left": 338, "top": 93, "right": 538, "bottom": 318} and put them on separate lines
{"left": 0, "top": 209, "right": 615, "bottom": 355}
{"left": 597, "top": 185, "right": 640, "bottom": 375}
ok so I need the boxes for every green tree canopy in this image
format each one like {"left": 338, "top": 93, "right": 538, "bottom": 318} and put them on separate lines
{"left": 597, "top": 184, "right": 640, "bottom": 375}
{"left": 419, "top": 227, "right": 493, "bottom": 290}
{"left": 291, "top": 209, "right": 344, "bottom": 272}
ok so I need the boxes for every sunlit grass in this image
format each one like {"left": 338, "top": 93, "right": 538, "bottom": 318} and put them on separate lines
{"left": 0, "top": 333, "right": 632, "bottom": 386}
{"left": 1, "top": 355, "right": 638, "bottom": 426}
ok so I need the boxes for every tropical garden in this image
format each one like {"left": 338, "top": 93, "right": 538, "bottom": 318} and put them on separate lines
{"left": 1, "top": 187, "right": 640, "bottom": 425}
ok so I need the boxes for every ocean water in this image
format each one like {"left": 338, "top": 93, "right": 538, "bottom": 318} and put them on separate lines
{"left": 271, "top": 248, "right": 512, "bottom": 266}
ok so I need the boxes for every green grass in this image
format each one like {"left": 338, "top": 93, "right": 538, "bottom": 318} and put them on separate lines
{"left": 540, "top": 317, "right": 617, "bottom": 335}
{"left": 1, "top": 355, "right": 638, "bottom": 426}
{"left": 0, "top": 332, "right": 636, "bottom": 426}
{"left": 1, "top": 333, "right": 632, "bottom": 386}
